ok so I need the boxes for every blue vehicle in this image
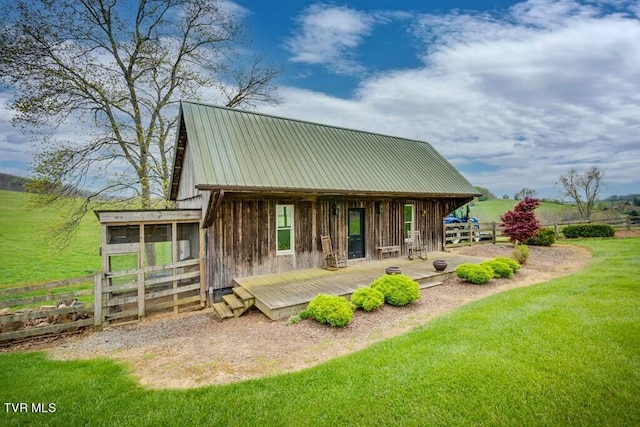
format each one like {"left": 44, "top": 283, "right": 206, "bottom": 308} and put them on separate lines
{"left": 444, "top": 205, "right": 480, "bottom": 244}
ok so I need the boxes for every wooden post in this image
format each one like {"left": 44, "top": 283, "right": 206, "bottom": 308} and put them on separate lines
{"left": 199, "top": 223, "right": 207, "bottom": 308}
{"left": 137, "top": 270, "right": 145, "bottom": 320}
{"left": 467, "top": 221, "right": 472, "bottom": 246}
{"left": 492, "top": 222, "right": 497, "bottom": 244}
{"left": 442, "top": 224, "right": 447, "bottom": 250}
{"left": 93, "top": 273, "right": 103, "bottom": 331}
{"left": 172, "top": 222, "right": 178, "bottom": 314}
{"left": 138, "top": 225, "right": 145, "bottom": 321}
{"left": 627, "top": 216, "right": 631, "bottom": 230}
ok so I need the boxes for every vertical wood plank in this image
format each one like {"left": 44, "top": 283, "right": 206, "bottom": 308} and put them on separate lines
{"left": 199, "top": 222, "right": 206, "bottom": 307}
{"left": 138, "top": 224, "right": 145, "bottom": 320}
{"left": 172, "top": 221, "right": 178, "bottom": 314}
{"left": 93, "top": 273, "right": 103, "bottom": 330}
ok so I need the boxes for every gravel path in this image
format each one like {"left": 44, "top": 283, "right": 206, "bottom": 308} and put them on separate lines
{"left": 28, "top": 244, "right": 591, "bottom": 389}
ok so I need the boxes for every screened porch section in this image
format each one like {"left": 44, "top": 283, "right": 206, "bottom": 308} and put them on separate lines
{"left": 94, "top": 209, "right": 204, "bottom": 327}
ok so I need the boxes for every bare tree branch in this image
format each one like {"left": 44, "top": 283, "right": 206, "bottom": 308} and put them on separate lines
{"left": 557, "top": 167, "right": 606, "bottom": 220}
{"left": 0, "top": 0, "right": 280, "bottom": 243}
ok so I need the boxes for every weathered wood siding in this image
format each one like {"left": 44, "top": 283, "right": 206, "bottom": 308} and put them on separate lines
{"left": 207, "top": 194, "right": 471, "bottom": 290}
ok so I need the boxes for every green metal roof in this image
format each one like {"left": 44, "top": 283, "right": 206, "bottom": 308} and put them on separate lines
{"left": 170, "top": 101, "right": 479, "bottom": 198}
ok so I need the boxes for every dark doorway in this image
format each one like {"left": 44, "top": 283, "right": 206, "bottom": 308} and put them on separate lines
{"left": 348, "top": 208, "right": 365, "bottom": 259}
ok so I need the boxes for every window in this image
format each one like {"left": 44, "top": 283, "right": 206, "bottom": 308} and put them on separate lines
{"left": 276, "top": 205, "right": 294, "bottom": 254}
{"left": 404, "top": 204, "right": 414, "bottom": 239}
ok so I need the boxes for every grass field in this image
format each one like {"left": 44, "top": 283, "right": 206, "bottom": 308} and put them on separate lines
{"left": 0, "top": 190, "right": 101, "bottom": 287}
{"left": 470, "top": 199, "right": 588, "bottom": 223}
{"left": 1, "top": 238, "right": 638, "bottom": 426}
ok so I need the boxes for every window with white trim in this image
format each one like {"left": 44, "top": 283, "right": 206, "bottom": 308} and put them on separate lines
{"left": 276, "top": 204, "right": 294, "bottom": 254}
{"left": 404, "top": 204, "right": 414, "bottom": 239}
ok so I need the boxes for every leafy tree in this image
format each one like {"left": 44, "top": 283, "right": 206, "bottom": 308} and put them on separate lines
{"left": 0, "top": 0, "right": 280, "bottom": 243}
{"left": 500, "top": 197, "right": 541, "bottom": 244}
{"left": 557, "top": 167, "right": 605, "bottom": 220}
{"left": 474, "top": 186, "right": 495, "bottom": 201}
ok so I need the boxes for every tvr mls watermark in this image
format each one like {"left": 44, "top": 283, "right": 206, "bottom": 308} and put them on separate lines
{"left": 4, "top": 402, "right": 57, "bottom": 413}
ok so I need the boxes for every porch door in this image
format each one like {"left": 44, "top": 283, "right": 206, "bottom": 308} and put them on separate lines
{"left": 348, "top": 208, "right": 365, "bottom": 259}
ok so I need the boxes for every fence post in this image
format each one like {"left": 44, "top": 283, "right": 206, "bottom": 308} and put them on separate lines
{"left": 467, "top": 221, "right": 472, "bottom": 246}
{"left": 627, "top": 216, "right": 631, "bottom": 230}
{"left": 137, "top": 269, "right": 145, "bottom": 321}
{"left": 492, "top": 222, "right": 496, "bottom": 244}
{"left": 93, "top": 273, "right": 103, "bottom": 331}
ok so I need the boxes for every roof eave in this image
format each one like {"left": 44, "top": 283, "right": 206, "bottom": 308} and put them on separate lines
{"left": 195, "top": 184, "right": 480, "bottom": 199}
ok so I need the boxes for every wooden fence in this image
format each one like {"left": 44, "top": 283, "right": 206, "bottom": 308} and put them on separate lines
{"left": 1, "top": 257, "right": 205, "bottom": 342}
{"left": 0, "top": 275, "right": 95, "bottom": 343}
{"left": 444, "top": 216, "right": 639, "bottom": 248}
{"left": 95, "top": 258, "right": 204, "bottom": 329}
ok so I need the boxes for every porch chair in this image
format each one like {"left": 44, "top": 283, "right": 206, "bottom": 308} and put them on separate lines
{"left": 407, "top": 230, "right": 428, "bottom": 260}
{"left": 321, "top": 235, "right": 347, "bottom": 270}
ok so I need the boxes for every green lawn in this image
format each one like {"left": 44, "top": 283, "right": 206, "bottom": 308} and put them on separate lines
{"left": 0, "top": 190, "right": 101, "bottom": 287}
{"left": 471, "top": 199, "right": 576, "bottom": 223}
{"left": 2, "top": 238, "right": 638, "bottom": 426}
{"left": 470, "top": 198, "right": 625, "bottom": 224}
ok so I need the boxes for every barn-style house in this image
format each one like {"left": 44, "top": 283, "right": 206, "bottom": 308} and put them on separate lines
{"left": 169, "top": 101, "right": 479, "bottom": 315}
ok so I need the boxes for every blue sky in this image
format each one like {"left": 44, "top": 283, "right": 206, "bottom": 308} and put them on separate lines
{"left": 1, "top": 0, "right": 639, "bottom": 199}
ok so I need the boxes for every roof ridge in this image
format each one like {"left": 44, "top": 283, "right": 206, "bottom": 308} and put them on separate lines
{"left": 180, "top": 100, "right": 432, "bottom": 146}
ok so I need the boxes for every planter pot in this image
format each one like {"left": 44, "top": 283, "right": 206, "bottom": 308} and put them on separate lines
{"left": 432, "top": 259, "right": 448, "bottom": 272}
{"left": 385, "top": 266, "right": 401, "bottom": 275}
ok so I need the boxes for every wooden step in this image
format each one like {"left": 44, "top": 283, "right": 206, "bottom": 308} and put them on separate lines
{"left": 233, "top": 287, "right": 254, "bottom": 302}
{"left": 212, "top": 302, "right": 233, "bottom": 319}
{"left": 222, "top": 294, "right": 245, "bottom": 311}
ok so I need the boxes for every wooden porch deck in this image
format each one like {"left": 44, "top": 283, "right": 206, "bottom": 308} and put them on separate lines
{"left": 233, "top": 252, "right": 486, "bottom": 320}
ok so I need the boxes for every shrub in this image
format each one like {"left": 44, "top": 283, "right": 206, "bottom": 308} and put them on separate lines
{"left": 306, "top": 294, "right": 354, "bottom": 327}
{"left": 370, "top": 274, "right": 420, "bottom": 307}
{"left": 525, "top": 228, "right": 556, "bottom": 246}
{"left": 511, "top": 245, "right": 530, "bottom": 265}
{"left": 351, "top": 286, "right": 385, "bottom": 312}
{"left": 456, "top": 263, "right": 494, "bottom": 284}
{"left": 562, "top": 224, "right": 615, "bottom": 238}
{"left": 493, "top": 256, "right": 521, "bottom": 273}
{"left": 481, "top": 259, "right": 514, "bottom": 278}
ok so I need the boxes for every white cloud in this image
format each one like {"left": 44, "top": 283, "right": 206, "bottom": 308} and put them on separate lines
{"left": 285, "top": 3, "right": 376, "bottom": 74}
{"left": 265, "top": 0, "right": 640, "bottom": 197}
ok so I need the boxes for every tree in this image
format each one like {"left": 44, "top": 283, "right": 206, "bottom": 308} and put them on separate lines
{"left": 500, "top": 197, "right": 541, "bottom": 244}
{"left": 0, "top": 0, "right": 280, "bottom": 242}
{"left": 474, "top": 186, "right": 495, "bottom": 201}
{"left": 557, "top": 167, "right": 605, "bottom": 220}
{"left": 514, "top": 187, "right": 536, "bottom": 201}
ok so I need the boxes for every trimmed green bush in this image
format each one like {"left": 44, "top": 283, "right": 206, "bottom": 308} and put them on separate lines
{"left": 511, "top": 244, "right": 530, "bottom": 265}
{"left": 306, "top": 294, "right": 354, "bottom": 327}
{"left": 370, "top": 274, "right": 420, "bottom": 307}
{"left": 351, "top": 286, "right": 385, "bottom": 312}
{"left": 493, "top": 256, "right": 521, "bottom": 273}
{"left": 481, "top": 259, "right": 514, "bottom": 278}
{"left": 456, "top": 263, "right": 494, "bottom": 284}
{"left": 562, "top": 224, "right": 615, "bottom": 238}
{"left": 525, "top": 228, "right": 557, "bottom": 246}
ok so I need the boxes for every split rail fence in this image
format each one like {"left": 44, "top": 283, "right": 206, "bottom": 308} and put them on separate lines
{"left": 1, "top": 258, "right": 204, "bottom": 342}
{"left": 444, "top": 216, "right": 639, "bottom": 248}
{"left": 0, "top": 275, "right": 94, "bottom": 343}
